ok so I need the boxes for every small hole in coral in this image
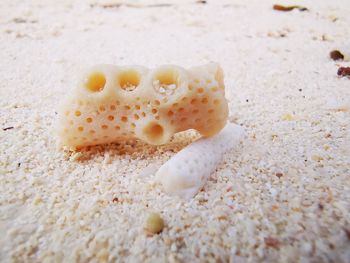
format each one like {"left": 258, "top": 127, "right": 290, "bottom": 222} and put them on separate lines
{"left": 69, "top": 120, "right": 74, "bottom": 125}
{"left": 124, "top": 105, "right": 131, "bottom": 110}
{"left": 86, "top": 117, "right": 93, "bottom": 123}
{"left": 170, "top": 120, "right": 175, "bottom": 125}
{"left": 197, "top": 88, "right": 204, "bottom": 93}
{"left": 103, "top": 135, "right": 109, "bottom": 139}
{"left": 99, "top": 106, "right": 106, "bottom": 112}
{"left": 108, "top": 115, "right": 114, "bottom": 121}
{"left": 208, "top": 109, "right": 214, "bottom": 114}
{"left": 89, "top": 130, "right": 95, "bottom": 134}
{"left": 78, "top": 126, "right": 84, "bottom": 132}
{"left": 141, "top": 112, "right": 146, "bottom": 117}
{"left": 82, "top": 137, "right": 87, "bottom": 141}
{"left": 188, "top": 85, "right": 193, "bottom": 91}
{"left": 167, "top": 110, "right": 174, "bottom": 117}
{"left": 181, "top": 117, "right": 187, "bottom": 122}
{"left": 202, "top": 98, "right": 208, "bottom": 104}
{"left": 119, "top": 70, "right": 141, "bottom": 91}
{"left": 101, "top": 125, "right": 108, "bottom": 129}
{"left": 135, "top": 104, "right": 141, "bottom": 110}
{"left": 75, "top": 111, "right": 81, "bottom": 117}
{"left": 182, "top": 97, "right": 187, "bottom": 102}
{"left": 115, "top": 126, "right": 120, "bottom": 130}
{"left": 86, "top": 72, "right": 106, "bottom": 92}
{"left": 116, "top": 100, "right": 120, "bottom": 105}
{"left": 131, "top": 123, "right": 136, "bottom": 128}
{"left": 192, "top": 109, "right": 199, "bottom": 114}
{"left": 213, "top": 99, "right": 219, "bottom": 105}
{"left": 154, "top": 100, "right": 160, "bottom": 105}
{"left": 173, "top": 103, "right": 179, "bottom": 107}
{"left": 195, "top": 118, "right": 200, "bottom": 123}
{"left": 121, "top": 116, "right": 128, "bottom": 122}
{"left": 110, "top": 105, "right": 116, "bottom": 110}
{"left": 155, "top": 116, "right": 160, "bottom": 120}
{"left": 191, "top": 99, "right": 197, "bottom": 105}
{"left": 178, "top": 108, "right": 184, "bottom": 112}
{"left": 152, "top": 108, "right": 158, "bottom": 114}
{"left": 134, "top": 114, "right": 140, "bottom": 120}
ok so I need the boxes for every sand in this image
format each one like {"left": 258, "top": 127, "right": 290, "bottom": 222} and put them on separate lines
{"left": 0, "top": 0, "right": 349, "bottom": 262}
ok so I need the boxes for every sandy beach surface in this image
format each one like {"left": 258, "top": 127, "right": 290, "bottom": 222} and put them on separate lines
{"left": 1, "top": 0, "right": 349, "bottom": 262}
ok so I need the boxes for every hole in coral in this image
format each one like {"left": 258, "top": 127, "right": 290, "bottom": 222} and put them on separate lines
{"left": 134, "top": 114, "right": 140, "bottom": 120}
{"left": 135, "top": 104, "right": 141, "bottom": 110}
{"left": 181, "top": 117, "right": 187, "bottom": 122}
{"left": 108, "top": 115, "right": 114, "bottom": 121}
{"left": 155, "top": 116, "right": 160, "bottom": 120}
{"left": 131, "top": 123, "right": 136, "bottom": 128}
{"left": 116, "top": 100, "right": 121, "bottom": 105}
{"left": 115, "top": 126, "right": 120, "bottom": 130}
{"left": 188, "top": 85, "right": 193, "bottom": 91}
{"left": 110, "top": 105, "right": 116, "bottom": 110}
{"left": 78, "top": 126, "right": 84, "bottom": 132}
{"left": 192, "top": 109, "right": 199, "bottom": 114}
{"left": 182, "top": 97, "right": 187, "bottom": 102}
{"left": 167, "top": 110, "right": 174, "bottom": 117}
{"left": 103, "top": 135, "right": 109, "bottom": 139}
{"left": 143, "top": 122, "right": 165, "bottom": 144}
{"left": 86, "top": 72, "right": 106, "bottom": 92}
{"left": 86, "top": 117, "right": 93, "bottom": 123}
{"left": 208, "top": 109, "right": 214, "bottom": 114}
{"left": 74, "top": 111, "right": 81, "bottom": 117}
{"left": 213, "top": 99, "right": 219, "bottom": 105}
{"left": 69, "top": 120, "right": 74, "bottom": 125}
{"left": 202, "top": 98, "right": 208, "bottom": 104}
{"left": 99, "top": 106, "right": 106, "bottom": 112}
{"left": 154, "top": 100, "right": 160, "bottom": 106}
{"left": 119, "top": 70, "right": 141, "bottom": 91}
{"left": 191, "top": 99, "right": 197, "bottom": 105}
{"left": 124, "top": 105, "right": 131, "bottom": 110}
{"left": 141, "top": 112, "right": 146, "bottom": 117}
{"left": 195, "top": 118, "right": 200, "bottom": 123}
{"left": 89, "top": 130, "right": 96, "bottom": 134}
{"left": 101, "top": 125, "right": 108, "bottom": 130}
{"left": 173, "top": 103, "right": 179, "bottom": 107}
{"left": 152, "top": 108, "right": 158, "bottom": 114}
{"left": 197, "top": 88, "right": 204, "bottom": 93}
{"left": 153, "top": 69, "right": 179, "bottom": 95}
{"left": 178, "top": 108, "right": 184, "bottom": 112}
{"left": 121, "top": 116, "right": 128, "bottom": 122}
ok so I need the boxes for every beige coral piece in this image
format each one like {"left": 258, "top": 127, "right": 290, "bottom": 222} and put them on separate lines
{"left": 56, "top": 63, "right": 228, "bottom": 149}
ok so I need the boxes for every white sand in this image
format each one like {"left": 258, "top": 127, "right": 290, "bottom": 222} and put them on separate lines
{"left": 1, "top": 0, "right": 350, "bottom": 262}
